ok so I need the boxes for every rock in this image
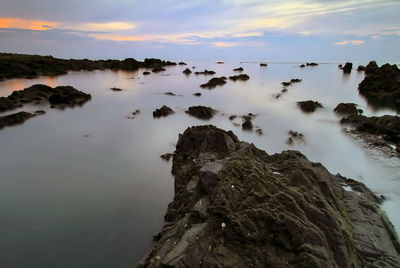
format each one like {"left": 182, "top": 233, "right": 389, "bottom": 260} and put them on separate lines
{"left": 297, "top": 100, "right": 323, "bottom": 113}
{"left": 110, "top": 87, "right": 122, "bottom": 91}
{"left": 161, "top": 153, "right": 174, "bottom": 161}
{"left": 282, "top": 79, "right": 302, "bottom": 87}
{"left": 341, "top": 62, "right": 353, "bottom": 73}
{"left": 193, "top": 93, "right": 201, "bottom": 97}
{"left": 179, "top": 62, "right": 187, "bottom": 65}
{"left": 338, "top": 64, "right": 343, "bottom": 68}
{"left": 200, "top": 77, "right": 227, "bottom": 89}
{"left": 152, "top": 67, "right": 166, "bottom": 73}
{"left": 153, "top": 105, "right": 174, "bottom": 118}
{"left": 185, "top": 106, "right": 216, "bottom": 120}
{"left": 138, "top": 125, "right": 400, "bottom": 267}
{"left": 128, "top": 109, "right": 140, "bottom": 119}
{"left": 194, "top": 70, "right": 216, "bottom": 75}
{"left": 0, "top": 111, "right": 35, "bottom": 129}
{"left": 299, "top": 64, "right": 305, "bottom": 68}
{"left": 0, "top": 84, "right": 91, "bottom": 112}
{"left": 164, "top": 92, "right": 181, "bottom": 97}
{"left": 291, "top": 78, "right": 302, "bottom": 83}
{"left": 357, "top": 65, "right": 366, "bottom": 71}
{"left": 143, "top": 71, "right": 151, "bottom": 75}
{"left": 306, "top": 62, "right": 318, "bottom": 66}
{"left": 286, "top": 130, "right": 305, "bottom": 145}
{"left": 334, "top": 103, "right": 361, "bottom": 116}
{"left": 241, "top": 119, "right": 253, "bottom": 130}
{"left": 260, "top": 63, "right": 267, "bottom": 67}
{"left": 358, "top": 61, "right": 400, "bottom": 112}
{"left": 229, "top": 74, "right": 249, "bottom": 81}
{"left": 34, "top": 110, "right": 46, "bottom": 115}
{"left": 228, "top": 115, "right": 237, "bottom": 121}
{"left": 256, "top": 128, "right": 263, "bottom": 135}
{"left": 233, "top": 67, "right": 243, "bottom": 72}
{"left": 216, "top": 62, "right": 224, "bottom": 64}
{"left": 183, "top": 68, "right": 192, "bottom": 75}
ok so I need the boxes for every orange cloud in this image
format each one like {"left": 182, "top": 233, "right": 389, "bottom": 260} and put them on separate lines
{"left": 0, "top": 17, "right": 58, "bottom": 30}
{"left": 334, "top": 40, "right": 364, "bottom": 45}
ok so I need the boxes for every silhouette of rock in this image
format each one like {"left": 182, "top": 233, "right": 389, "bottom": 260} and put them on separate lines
{"left": 153, "top": 105, "right": 174, "bottom": 118}
{"left": 200, "top": 77, "right": 227, "bottom": 89}
{"left": 185, "top": 106, "right": 216, "bottom": 120}
{"left": 297, "top": 100, "right": 323, "bottom": 113}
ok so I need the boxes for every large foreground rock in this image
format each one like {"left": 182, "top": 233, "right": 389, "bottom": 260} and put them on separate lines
{"left": 139, "top": 125, "right": 400, "bottom": 267}
{"left": 358, "top": 61, "right": 400, "bottom": 112}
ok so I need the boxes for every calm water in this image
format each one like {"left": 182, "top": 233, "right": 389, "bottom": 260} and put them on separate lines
{"left": 0, "top": 61, "right": 399, "bottom": 267}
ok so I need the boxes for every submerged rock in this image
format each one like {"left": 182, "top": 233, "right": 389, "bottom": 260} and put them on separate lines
{"left": 358, "top": 61, "right": 400, "bottom": 112}
{"left": 153, "top": 105, "right": 174, "bottom": 118}
{"left": 183, "top": 68, "right": 192, "bottom": 75}
{"left": 185, "top": 106, "right": 216, "bottom": 120}
{"left": 297, "top": 100, "right": 323, "bottom": 113}
{"left": 138, "top": 125, "right": 400, "bottom": 267}
{"left": 229, "top": 74, "right": 249, "bottom": 81}
{"left": 233, "top": 67, "right": 244, "bottom": 72}
{"left": 341, "top": 62, "right": 353, "bottom": 73}
{"left": 200, "top": 77, "right": 227, "bottom": 89}
{"left": 195, "top": 70, "right": 216, "bottom": 76}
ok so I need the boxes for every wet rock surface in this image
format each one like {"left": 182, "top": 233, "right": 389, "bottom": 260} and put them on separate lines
{"left": 138, "top": 125, "right": 400, "bottom": 267}
{"left": 297, "top": 100, "right": 323, "bottom": 113}
{"left": 185, "top": 106, "right": 216, "bottom": 120}
{"left": 0, "top": 111, "right": 35, "bottom": 129}
{"left": 200, "top": 77, "right": 227, "bottom": 89}
{"left": 358, "top": 61, "right": 400, "bottom": 112}
{"left": 229, "top": 74, "right": 250, "bottom": 81}
{"left": 0, "top": 84, "right": 91, "bottom": 112}
{"left": 153, "top": 105, "right": 174, "bottom": 118}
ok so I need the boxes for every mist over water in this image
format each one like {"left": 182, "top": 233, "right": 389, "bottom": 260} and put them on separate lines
{"left": 0, "top": 61, "right": 399, "bottom": 267}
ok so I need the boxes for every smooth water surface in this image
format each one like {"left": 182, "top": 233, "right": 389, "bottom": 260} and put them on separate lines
{"left": 0, "top": 61, "right": 399, "bottom": 267}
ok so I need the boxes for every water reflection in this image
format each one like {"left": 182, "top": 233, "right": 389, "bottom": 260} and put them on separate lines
{"left": 0, "top": 62, "right": 399, "bottom": 267}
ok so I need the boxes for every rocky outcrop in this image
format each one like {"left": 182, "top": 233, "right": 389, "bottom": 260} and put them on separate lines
{"left": 0, "top": 111, "right": 35, "bottom": 129}
{"left": 341, "top": 63, "right": 353, "bottom": 73}
{"left": 229, "top": 74, "right": 249, "bottom": 81}
{"left": 297, "top": 100, "right": 323, "bottom": 113}
{"left": 195, "top": 70, "right": 216, "bottom": 76}
{"left": 110, "top": 87, "right": 122, "bottom": 92}
{"left": 0, "top": 84, "right": 91, "bottom": 112}
{"left": 233, "top": 67, "right": 243, "bottom": 72}
{"left": 193, "top": 93, "right": 201, "bottom": 97}
{"left": 260, "top": 63, "right": 267, "bottom": 67}
{"left": 138, "top": 125, "right": 400, "bottom": 267}
{"left": 306, "top": 62, "right": 318, "bottom": 66}
{"left": 185, "top": 106, "right": 216, "bottom": 120}
{"left": 286, "top": 130, "right": 305, "bottom": 145}
{"left": 183, "top": 68, "right": 192, "bottom": 75}
{"left": 153, "top": 105, "right": 174, "bottom": 118}
{"left": 357, "top": 65, "right": 366, "bottom": 71}
{"left": 282, "top": 79, "right": 302, "bottom": 87}
{"left": 179, "top": 62, "right": 187, "bottom": 65}
{"left": 334, "top": 103, "right": 362, "bottom": 116}
{"left": 358, "top": 61, "right": 400, "bottom": 112}
{"left": 200, "top": 77, "right": 227, "bottom": 89}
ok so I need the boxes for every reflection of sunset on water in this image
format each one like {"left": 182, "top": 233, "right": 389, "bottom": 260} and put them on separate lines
{"left": 0, "top": 76, "right": 59, "bottom": 97}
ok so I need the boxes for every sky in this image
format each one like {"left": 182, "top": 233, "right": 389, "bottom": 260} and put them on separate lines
{"left": 0, "top": 0, "right": 399, "bottom": 62}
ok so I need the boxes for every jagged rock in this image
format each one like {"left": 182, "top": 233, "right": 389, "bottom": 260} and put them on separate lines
{"left": 200, "top": 77, "right": 227, "bottom": 89}
{"left": 341, "top": 62, "right": 353, "bottom": 73}
{"left": 195, "top": 70, "right": 216, "bottom": 76}
{"left": 138, "top": 125, "right": 400, "bottom": 267}
{"left": 229, "top": 74, "right": 249, "bottom": 81}
{"left": 183, "top": 68, "right": 192, "bottom": 75}
{"left": 358, "top": 61, "right": 400, "bottom": 112}
{"left": 185, "top": 106, "right": 216, "bottom": 120}
{"left": 153, "top": 105, "right": 174, "bottom": 118}
{"left": 334, "top": 103, "right": 362, "bottom": 116}
{"left": 297, "top": 100, "right": 323, "bottom": 113}
{"left": 233, "top": 67, "right": 244, "bottom": 72}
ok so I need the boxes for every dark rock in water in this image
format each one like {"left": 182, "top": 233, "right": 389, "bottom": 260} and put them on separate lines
{"left": 241, "top": 118, "right": 253, "bottom": 130}
{"left": 0, "top": 111, "right": 35, "bottom": 129}
{"left": 297, "top": 100, "right": 323, "bottom": 113}
{"left": 233, "top": 67, "right": 244, "bottom": 72}
{"left": 153, "top": 105, "right": 174, "bottom": 118}
{"left": 185, "top": 106, "right": 216, "bottom": 120}
{"left": 128, "top": 109, "right": 140, "bottom": 119}
{"left": 299, "top": 64, "right": 305, "bottom": 68}
{"left": 286, "top": 130, "right": 305, "bottom": 145}
{"left": 138, "top": 125, "right": 400, "bottom": 267}
{"left": 282, "top": 81, "right": 291, "bottom": 87}
{"left": 164, "top": 92, "right": 180, "bottom": 96}
{"left": 200, "top": 77, "right": 227, "bottom": 89}
{"left": 228, "top": 115, "right": 237, "bottom": 120}
{"left": 334, "top": 103, "right": 361, "bottom": 116}
{"left": 178, "top": 62, "right": 187, "bottom": 65}
{"left": 160, "top": 153, "right": 174, "bottom": 161}
{"left": 340, "top": 114, "right": 400, "bottom": 146}
{"left": 152, "top": 67, "right": 166, "bottom": 73}
{"left": 195, "top": 70, "right": 216, "bottom": 75}
{"left": 260, "top": 63, "right": 267, "bottom": 67}
{"left": 358, "top": 61, "right": 400, "bottom": 112}
{"left": 338, "top": 64, "right": 343, "bottom": 68}
{"left": 34, "top": 110, "right": 46, "bottom": 115}
{"left": 229, "top": 74, "right": 249, "bottom": 81}
{"left": 110, "top": 87, "right": 122, "bottom": 91}
{"left": 341, "top": 62, "right": 353, "bottom": 73}
{"left": 216, "top": 61, "right": 224, "bottom": 64}
{"left": 306, "top": 62, "right": 318, "bottom": 66}
{"left": 193, "top": 93, "right": 201, "bottom": 97}
{"left": 256, "top": 128, "right": 263, "bottom": 135}
{"left": 143, "top": 71, "right": 151, "bottom": 75}
{"left": 357, "top": 65, "right": 366, "bottom": 71}
{"left": 282, "top": 79, "right": 302, "bottom": 87}
{"left": 183, "top": 68, "right": 192, "bottom": 75}
{"left": 0, "top": 84, "right": 91, "bottom": 112}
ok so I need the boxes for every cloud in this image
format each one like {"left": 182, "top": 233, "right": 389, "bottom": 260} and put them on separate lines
{"left": 0, "top": 17, "right": 58, "bottom": 30}
{"left": 212, "top": 41, "right": 264, "bottom": 48}
{"left": 334, "top": 40, "right": 365, "bottom": 45}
